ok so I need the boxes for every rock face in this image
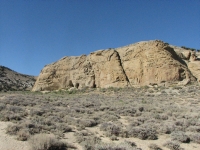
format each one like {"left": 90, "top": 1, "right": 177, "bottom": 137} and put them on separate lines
{"left": 171, "top": 45, "right": 200, "bottom": 84}
{"left": 32, "top": 40, "right": 199, "bottom": 91}
{"left": 89, "top": 49, "right": 128, "bottom": 88}
{"left": 116, "top": 41, "right": 196, "bottom": 86}
{"left": 0, "top": 66, "right": 36, "bottom": 91}
{"left": 32, "top": 55, "right": 95, "bottom": 91}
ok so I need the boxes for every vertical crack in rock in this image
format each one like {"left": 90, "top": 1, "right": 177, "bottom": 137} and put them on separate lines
{"left": 88, "top": 61, "right": 96, "bottom": 88}
{"left": 114, "top": 50, "right": 131, "bottom": 87}
{"left": 108, "top": 49, "right": 115, "bottom": 61}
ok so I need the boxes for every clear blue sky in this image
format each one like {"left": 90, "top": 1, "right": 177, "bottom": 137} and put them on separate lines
{"left": 0, "top": 0, "right": 199, "bottom": 76}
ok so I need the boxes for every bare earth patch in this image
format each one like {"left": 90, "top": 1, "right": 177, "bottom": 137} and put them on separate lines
{"left": 0, "top": 121, "right": 30, "bottom": 150}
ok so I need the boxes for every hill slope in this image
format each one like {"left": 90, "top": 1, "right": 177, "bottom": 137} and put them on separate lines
{"left": 0, "top": 66, "right": 36, "bottom": 91}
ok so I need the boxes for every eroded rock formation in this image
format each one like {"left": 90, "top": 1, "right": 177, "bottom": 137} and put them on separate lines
{"left": 32, "top": 40, "right": 199, "bottom": 91}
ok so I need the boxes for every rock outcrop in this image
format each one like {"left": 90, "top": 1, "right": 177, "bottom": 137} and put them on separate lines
{"left": 0, "top": 66, "right": 36, "bottom": 91}
{"left": 116, "top": 41, "right": 196, "bottom": 86}
{"left": 32, "top": 40, "right": 199, "bottom": 91}
{"left": 171, "top": 45, "right": 200, "bottom": 84}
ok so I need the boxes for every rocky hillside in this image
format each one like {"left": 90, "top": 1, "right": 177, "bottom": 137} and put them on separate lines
{"left": 32, "top": 40, "right": 200, "bottom": 91}
{"left": 0, "top": 66, "right": 36, "bottom": 91}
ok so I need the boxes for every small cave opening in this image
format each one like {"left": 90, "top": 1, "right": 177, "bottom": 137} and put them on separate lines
{"left": 69, "top": 80, "right": 74, "bottom": 87}
{"left": 178, "top": 69, "right": 186, "bottom": 81}
{"left": 75, "top": 83, "right": 79, "bottom": 89}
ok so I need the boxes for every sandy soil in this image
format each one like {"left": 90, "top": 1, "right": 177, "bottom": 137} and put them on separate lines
{"left": 0, "top": 122, "right": 30, "bottom": 150}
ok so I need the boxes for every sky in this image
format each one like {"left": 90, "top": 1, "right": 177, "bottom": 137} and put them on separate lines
{"left": 0, "top": 0, "right": 200, "bottom": 76}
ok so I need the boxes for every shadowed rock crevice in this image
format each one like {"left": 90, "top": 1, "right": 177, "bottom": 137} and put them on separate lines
{"left": 163, "top": 46, "right": 188, "bottom": 66}
{"left": 114, "top": 49, "right": 131, "bottom": 87}
{"left": 89, "top": 49, "right": 128, "bottom": 88}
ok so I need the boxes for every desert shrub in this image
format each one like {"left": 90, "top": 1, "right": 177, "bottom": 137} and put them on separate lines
{"left": 158, "top": 124, "right": 174, "bottom": 134}
{"left": 136, "top": 116, "right": 147, "bottom": 123}
{"left": 128, "top": 126, "right": 157, "bottom": 140}
{"left": 22, "top": 122, "right": 42, "bottom": 135}
{"left": 7, "top": 105, "right": 23, "bottom": 113}
{"left": 171, "top": 131, "right": 190, "bottom": 143}
{"left": 82, "top": 102, "right": 95, "bottom": 108}
{"left": 6, "top": 124, "right": 21, "bottom": 135}
{"left": 78, "top": 119, "right": 97, "bottom": 127}
{"left": 0, "top": 112, "right": 23, "bottom": 121}
{"left": 159, "top": 114, "right": 168, "bottom": 120}
{"left": 141, "top": 123, "right": 158, "bottom": 133}
{"left": 74, "top": 132, "right": 84, "bottom": 142}
{"left": 129, "top": 120, "right": 142, "bottom": 127}
{"left": 148, "top": 143, "right": 162, "bottom": 150}
{"left": 163, "top": 141, "right": 184, "bottom": 150}
{"left": 16, "top": 129, "right": 30, "bottom": 141}
{"left": 124, "top": 140, "right": 137, "bottom": 147}
{"left": 190, "top": 133, "right": 200, "bottom": 144}
{"left": 100, "top": 112, "right": 120, "bottom": 122}
{"left": 0, "top": 103, "right": 5, "bottom": 111}
{"left": 81, "top": 136, "right": 101, "bottom": 150}
{"left": 6, "top": 122, "right": 43, "bottom": 140}
{"left": 30, "top": 108, "right": 45, "bottom": 116}
{"left": 193, "top": 119, "right": 200, "bottom": 126}
{"left": 186, "top": 126, "right": 200, "bottom": 132}
{"left": 56, "top": 123, "right": 72, "bottom": 133}
{"left": 73, "top": 107, "right": 86, "bottom": 113}
{"left": 110, "top": 135, "right": 118, "bottom": 141}
{"left": 7, "top": 99, "right": 22, "bottom": 105}
{"left": 28, "top": 134, "right": 69, "bottom": 150}
{"left": 14, "top": 113, "right": 26, "bottom": 121}
{"left": 175, "top": 119, "right": 189, "bottom": 127}
{"left": 75, "top": 131, "right": 90, "bottom": 143}
{"left": 98, "top": 105, "right": 109, "bottom": 111}
{"left": 100, "top": 122, "right": 122, "bottom": 137}
{"left": 95, "top": 142, "right": 138, "bottom": 150}
{"left": 118, "top": 107, "right": 137, "bottom": 116}
{"left": 138, "top": 107, "right": 144, "bottom": 112}
{"left": 75, "top": 131, "right": 101, "bottom": 149}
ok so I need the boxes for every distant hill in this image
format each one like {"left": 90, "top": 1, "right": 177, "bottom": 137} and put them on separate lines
{"left": 0, "top": 66, "right": 36, "bottom": 91}
{"left": 32, "top": 40, "right": 200, "bottom": 91}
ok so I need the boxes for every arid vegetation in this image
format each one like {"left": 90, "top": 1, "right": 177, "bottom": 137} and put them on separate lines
{"left": 0, "top": 84, "right": 200, "bottom": 149}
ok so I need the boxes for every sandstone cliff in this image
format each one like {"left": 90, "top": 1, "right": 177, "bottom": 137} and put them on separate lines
{"left": 32, "top": 40, "right": 199, "bottom": 91}
{"left": 0, "top": 66, "right": 36, "bottom": 91}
